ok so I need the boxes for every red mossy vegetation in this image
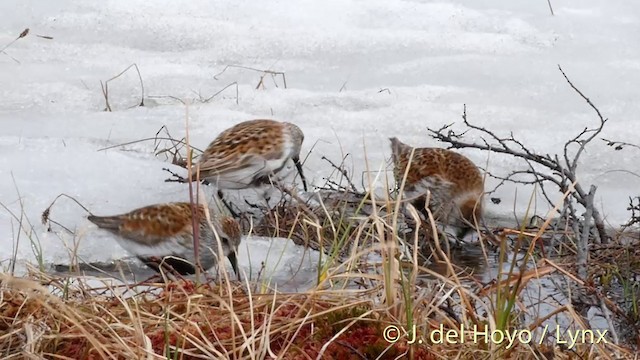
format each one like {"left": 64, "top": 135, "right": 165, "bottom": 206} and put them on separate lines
{"left": 1, "top": 279, "right": 436, "bottom": 359}
{"left": 1, "top": 276, "right": 634, "bottom": 359}
{"left": 142, "top": 281, "right": 434, "bottom": 359}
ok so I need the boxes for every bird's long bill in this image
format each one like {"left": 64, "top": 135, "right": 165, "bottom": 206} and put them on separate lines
{"left": 292, "top": 156, "right": 308, "bottom": 192}
{"left": 227, "top": 251, "right": 240, "bottom": 281}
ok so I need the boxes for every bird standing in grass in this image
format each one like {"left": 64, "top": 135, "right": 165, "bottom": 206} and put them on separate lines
{"left": 389, "top": 137, "right": 484, "bottom": 239}
{"left": 88, "top": 202, "right": 242, "bottom": 280}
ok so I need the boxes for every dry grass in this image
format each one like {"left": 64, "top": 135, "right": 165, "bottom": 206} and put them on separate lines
{"left": 2, "top": 269, "right": 629, "bottom": 360}
{"left": 5, "top": 130, "right": 639, "bottom": 358}
{"left": 3, "top": 184, "right": 637, "bottom": 359}
{"left": 1, "top": 273, "right": 430, "bottom": 359}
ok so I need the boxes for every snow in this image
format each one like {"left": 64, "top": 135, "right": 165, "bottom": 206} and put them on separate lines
{"left": 1, "top": 0, "right": 639, "bottom": 286}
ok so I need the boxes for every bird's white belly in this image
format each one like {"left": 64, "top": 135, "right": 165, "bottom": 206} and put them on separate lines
{"left": 113, "top": 236, "right": 191, "bottom": 259}
{"left": 215, "top": 157, "right": 289, "bottom": 189}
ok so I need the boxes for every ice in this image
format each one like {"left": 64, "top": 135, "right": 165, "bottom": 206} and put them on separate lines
{"left": 1, "top": 0, "right": 639, "bottom": 286}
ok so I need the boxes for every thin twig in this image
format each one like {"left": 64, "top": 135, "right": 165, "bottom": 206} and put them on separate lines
{"left": 321, "top": 155, "right": 359, "bottom": 194}
{"left": 97, "top": 137, "right": 203, "bottom": 154}
{"left": 201, "top": 82, "right": 239, "bottom": 104}
{"left": 213, "top": 64, "right": 287, "bottom": 89}
{"left": 602, "top": 138, "right": 640, "bottom": 151}
{"left": 100, "top": 63, "right": 145, "bottom": 111}
{"left": 41, "top": 193, "right": 93, "bottom": 232}
{"left": 427, "top": 66, "right": 611, "bottom": 243}
{"left": 0, "top": 28, "right": 29, "bottom": 63}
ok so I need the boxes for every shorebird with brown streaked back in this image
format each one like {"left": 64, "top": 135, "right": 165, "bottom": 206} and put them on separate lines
{"left": 194, "top": 119, "right": 307, "bottom": 191}
{"left": 389, "top": 137, "right": 484, "bottom": 239}
{"left": 88, "top": 202, "right": 242, "bottom": 280}
{"left": 193, "top": 119, "right": 307, "bottom": 190}
{"left": 168, "top": 119, "right": 308, "bottom": 214}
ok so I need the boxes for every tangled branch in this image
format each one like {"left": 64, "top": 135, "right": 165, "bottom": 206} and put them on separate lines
{"left": 428, "top": 65, "right": 610, "bottom": 243}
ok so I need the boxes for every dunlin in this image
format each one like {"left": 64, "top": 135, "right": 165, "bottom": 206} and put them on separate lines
{"left": 88, "top": 202, "right": 242, "bottom": 279}
{"left": 389, "top": 137, "right": 484, "bottom": 238}
{"left": 191, "top": 119, "right": 308, "bottom": 192}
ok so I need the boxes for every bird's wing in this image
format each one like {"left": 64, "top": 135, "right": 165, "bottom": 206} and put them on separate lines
{"left": 115, "top": 204, "right": 195, "bottom": 246}
{"left": 114, "top": 235, "right": 192, "bottom": 258}
{"left": 197, "top": 152, "right": 259, "bottom": 175}
{"left": 194, "top": 153, "right": 276, "bottom": 188}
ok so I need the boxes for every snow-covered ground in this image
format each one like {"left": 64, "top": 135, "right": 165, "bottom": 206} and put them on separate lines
{"left": 1, "top": 1, "right": 639, "bottom": 283}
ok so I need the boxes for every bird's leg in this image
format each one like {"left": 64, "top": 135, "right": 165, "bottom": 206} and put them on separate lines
{"left": 243, "top": 185, "right": 275, "bottom": 218}
{"left": 218, "top": 190, "right": 240, "bottom": 218}
{"left": 263, "top": 189, "right": 272, "bottom": 205}
{"left": 262, "top": 179, "right": 277, "bottom": 205}
{"left": 455, "top": 226, "right": 474, "bottom": 242}
{"left": 139, "top": 256, "right": 189, "bottom": 282}
{"left": 250, "top": 175, "right": 278, "bottom": 207}
{"left": 243, "top": 198, "right": 263, "bottom": 209}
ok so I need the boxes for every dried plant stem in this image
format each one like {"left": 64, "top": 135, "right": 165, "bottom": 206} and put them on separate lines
{"left": 0, "top": 28, "right": 29, "bottom": 63}
{"left": 213, "top": 64, "right": 287, "bottom": 89}
{"left": 100, "top": 63, "right": 145, "bottom": 111}
{"left": 546, "top": 0, "right": 554, "bottom": 16}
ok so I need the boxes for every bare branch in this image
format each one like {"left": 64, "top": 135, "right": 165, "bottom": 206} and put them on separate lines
{"left": 623, "top": 196, "right": 640, "bottom": 228}
{"left": 427, "top": 67, "right": 612, "bottom": 243}
{"left": 320, "top": 155, "right": 359, "bottom": 194}
{"left": 602, "top": 138, "right": 640, "bottom": 151}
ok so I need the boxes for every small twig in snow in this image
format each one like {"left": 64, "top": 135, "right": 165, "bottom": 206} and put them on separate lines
{"left": 1, "top": 28, "right": 29, "bottom": 63}
{"left": 200, "top": 82, "right": 239, "bottom": 104}
{"left": 601, "top": 138, "right": 640, "bottom": 151}
{"left": 41, "top": 193, "right": 93, "bottom": 233}
{"left": 97, "top": 137, "right": 203, "bottom": 154}
{"left": 213, "top": 64, "right": 287, "bottom": 89}
{"left": 546, "top": 0, "right": 555, "bottom": 16}
{"left": 100, "top": 63, "right": 145, "bottom": 111}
